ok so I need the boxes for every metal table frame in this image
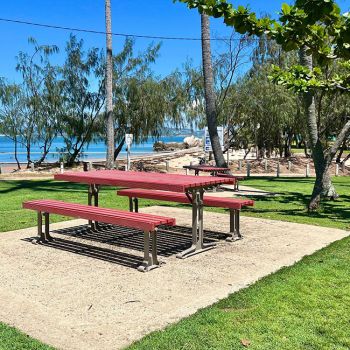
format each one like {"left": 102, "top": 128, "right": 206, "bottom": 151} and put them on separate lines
{"left": 55, "top": 171, "right": 235, "bottom": 259}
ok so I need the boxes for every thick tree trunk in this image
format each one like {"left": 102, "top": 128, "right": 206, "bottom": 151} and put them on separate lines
{"left": 299, "top": 46, "right": 338, "bottom": 210}
{"left": 201, "top": 14, "right": 227, "bottom": 168}
{"left": 105, "top": 0, "right": 115, "bottom": 169}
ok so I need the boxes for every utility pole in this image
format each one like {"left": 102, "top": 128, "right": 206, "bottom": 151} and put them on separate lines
{"left": 105, "top": 0, "right": 115, "bottom": 169}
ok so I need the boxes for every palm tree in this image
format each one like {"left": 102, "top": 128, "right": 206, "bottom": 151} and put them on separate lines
{"left": 105, "top": 0, "right": 115, "bottom": 169}
{"left": 201, "top": 13, "right": 227, "bottom": 167}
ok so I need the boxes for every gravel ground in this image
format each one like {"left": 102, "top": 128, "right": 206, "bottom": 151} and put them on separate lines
{"left": 0, "top": 207, "right": 348, "bottom": 350}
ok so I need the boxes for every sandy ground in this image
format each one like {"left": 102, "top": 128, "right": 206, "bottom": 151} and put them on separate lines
{"left": 0, "top": 207, "right": 348, "bottom": 350}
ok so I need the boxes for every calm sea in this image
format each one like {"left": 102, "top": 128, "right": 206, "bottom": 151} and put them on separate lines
{"left": 0, "top": 135, "right": 190, "bottom": 163}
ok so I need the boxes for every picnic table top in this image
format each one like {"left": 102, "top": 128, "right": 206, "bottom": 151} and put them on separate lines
{"left": 183, "top": 164, "right": 229, "bottom": 172}
{"left": 54, "top": 170, "right": 235, "bottom": 193}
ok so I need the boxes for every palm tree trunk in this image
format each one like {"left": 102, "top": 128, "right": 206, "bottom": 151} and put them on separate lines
{"left": 105, "top": 0, "right": 115, "bottom": 169}
{"left": 299, "top": 46, "right": 338, "bottom": 210}
{"left": 201, "top": 13, "right": 227, "bottom": 168}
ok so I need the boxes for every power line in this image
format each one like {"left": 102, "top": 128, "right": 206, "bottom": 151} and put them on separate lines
{"left": 0, "top": 17, "right": 261, "bottom": 42}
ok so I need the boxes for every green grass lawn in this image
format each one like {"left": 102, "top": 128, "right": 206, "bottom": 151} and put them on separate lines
{"left": 0, "top": 177, "right": 349, "bottom": 349}
{"left": 129, "top": 236, "right": 350, "bottom": 350}
{"left": 1, "top": 176, "right": 350, "bottom": 232}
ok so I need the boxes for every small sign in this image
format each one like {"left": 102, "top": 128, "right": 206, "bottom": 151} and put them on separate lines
{"left": 204, "top": 126, "right": 224, "bottom": 152}
{"left": 125, "top": 134, "right": 133, "bottom": 148}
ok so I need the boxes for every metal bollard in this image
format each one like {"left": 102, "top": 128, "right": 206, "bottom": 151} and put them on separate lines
{"left": 335, "top": 163, "right": 339, "bottom": 176}
{"left": 288, "top": 161, "right": 292, "bottom": 171}
{"left": 264, "top": 159, "right": 268, "bottom": 172}
{"left": 60, "top": 162, "right": 64, "bottom": 174}
{"left": 342, "top": 162, "right": 345, "bottom": 173}
{"left": 31, "top": 163, "right": 35, "bottom": 172}
{"left": 276, "top": 161, "right": 280, "bottom": 177}
{"left": 238, "top": 160, "right": 242, "bottom": 171}
{"left": 247, "top": 161, "right": 251, "bottom": 177}
{"left": 306, "top": 163, "right": 310, "bottom": 178}
{"left": 165, "top": 161, "right": 170, "bottom": 172}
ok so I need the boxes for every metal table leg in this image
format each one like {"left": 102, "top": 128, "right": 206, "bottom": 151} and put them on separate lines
{"left": 177, "top": 188, "right": 216, "bottom": 259}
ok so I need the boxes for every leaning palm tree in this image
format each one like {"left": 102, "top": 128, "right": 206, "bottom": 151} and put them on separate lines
{"left": 105, "top": 0, "right": 115, "bottom": 169}
{"left": 201, "top": 13, "right": 227, "bottom": 167}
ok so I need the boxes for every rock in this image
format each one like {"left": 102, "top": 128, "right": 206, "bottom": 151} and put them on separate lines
{"left": 153, "top": 141, "right": 187, "bottom": 152}
{"left": 184, "top": 135, "right": 202, "bottom": 148}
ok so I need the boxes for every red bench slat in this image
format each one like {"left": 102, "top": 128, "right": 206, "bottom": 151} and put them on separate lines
{"left": 23, "top": 200, "right": 175, "bottom": 231}
{"left": 117, "top": 189, "right": 254, "bottom": 209}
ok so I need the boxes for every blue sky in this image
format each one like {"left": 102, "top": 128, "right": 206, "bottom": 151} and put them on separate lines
{"left": 0, "top": 0, "right": 349, "bottom": 82}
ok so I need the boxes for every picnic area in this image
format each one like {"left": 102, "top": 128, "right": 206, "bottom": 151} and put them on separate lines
{"left": 0, "top": 175, "right": 349, "bottom": 349}
{"left": 1, "top": 0, "right": 350, "bottom": 349}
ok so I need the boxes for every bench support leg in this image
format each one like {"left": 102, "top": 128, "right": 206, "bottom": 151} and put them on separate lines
{"left": 129, "top": 197, "right": 134, "bottom": 212}
{"left": 134, "top": 198, "right": 139, "bottom": 213}
{"left": 88, "top": 184, "right": 100, "bottom": 230}
{"left": 44, "top": 213, "right": 53, "bottom": 241}
{"left": 36, "top": 211, "right": 46, "bottom": 243}
{"left": 138, "top": 230, "right": 160, "bottom": 272}
{"left": 227, "top": 209, "right": 242, "bottom": 242}
{"left": 177, "top": 189, "right": 215, "bottom": 259}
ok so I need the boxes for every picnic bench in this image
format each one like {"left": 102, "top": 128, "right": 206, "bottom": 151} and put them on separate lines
{"left": 117, "top": 189, "right": 254, "bottom": 241}
{"left": 22, "top": 199, "right": 176, "bottom": 272}
{"left": 54, "top": 170, "right": 236, "bottom": 259}
{"left": 183, "top": 164, "right": 229, "bottom": 176}
{"left": 183, "top": 164, "right": 244, "bottom": 190}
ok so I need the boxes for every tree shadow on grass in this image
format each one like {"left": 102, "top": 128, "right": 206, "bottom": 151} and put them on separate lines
{"left": 0, "top": 180, "right": 90, "bottom": 195}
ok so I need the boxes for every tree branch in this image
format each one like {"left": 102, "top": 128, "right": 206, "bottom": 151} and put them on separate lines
{"left": 327, "top": 118, "right": 350, "bottom": 159}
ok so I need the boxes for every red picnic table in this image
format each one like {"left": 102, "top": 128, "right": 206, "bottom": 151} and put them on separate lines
{"left": 183, "top": 164, "right": 244, "bottom": 191}
{"left": 54, "top": 170, "right": 235, "bottom": 258}
{"left": 183, "top": 164, "right": 229, "bottom": 176}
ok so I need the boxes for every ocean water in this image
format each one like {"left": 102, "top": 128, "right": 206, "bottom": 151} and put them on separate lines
{"left": 0, "top": 135, "right": 190, "bottom": 163}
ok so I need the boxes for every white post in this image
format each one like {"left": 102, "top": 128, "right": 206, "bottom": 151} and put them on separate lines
{"left": 335, "top": 163, "right": 339, "bottom": 176}
{"left": 247, "top": 161, "right": 251, "bottom": 177}
{"left": 238, "top": 160, "right": 242, "bottom": 171}
{"left": 165, "top": 161, "right": 170, "bottom": 172}
{"left": 126, "top": 150, "right": 131, "bottom": 171}
{"left": 342, "top": 162, "right": 345, "bottom": 173}
{"left": 288, "top": 161, "right": 292, "bottom": 171}
{"left": 264, "top": 159, "right": 268, "bottom": 172}
{"left": 306, "top": 163, "right": 310, "bottom": 178}
{"left": 60, "top": 162, "right": 64, "bottom": 174}
{"left": 186, "top": 168, "right": 189, "bottom": 175}
{"left": 276, "top": 161, "right": 280, "bottom": 178}
{"left": 226, "top": 149, "right": 230, "bottom": 165}
{"left": 31, "top": 163, "right": 35, "bottom": 172}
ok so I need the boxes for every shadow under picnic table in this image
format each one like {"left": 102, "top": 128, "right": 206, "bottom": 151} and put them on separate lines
{"left": 22, "top": 223, "right": 230, "bottom": 270}
{"left": 50, "top": 223, "right": 228, "bottom": 257}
